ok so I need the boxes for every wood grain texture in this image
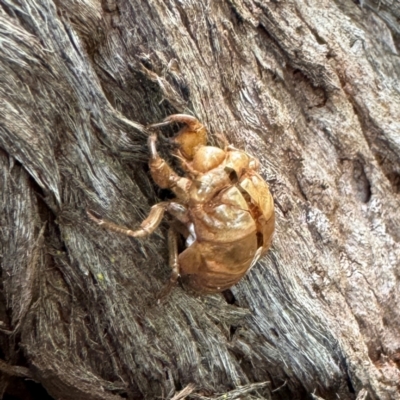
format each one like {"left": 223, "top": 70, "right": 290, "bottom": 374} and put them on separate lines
{"left": 0, "top": 0, "right": 399, "bottom": 399}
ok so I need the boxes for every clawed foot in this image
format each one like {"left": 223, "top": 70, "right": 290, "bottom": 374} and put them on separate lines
{"left": 156, "top": 264, "right": 180, "bottom": 304}
{"left": 156, "top": 279, "right": 178, "bottom": 304}
{"left": 87, "top": 209, "right": 104, "bottom": 226}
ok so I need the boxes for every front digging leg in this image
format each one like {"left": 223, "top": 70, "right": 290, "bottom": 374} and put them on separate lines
{"left": 148, "top": 134, "right": 191, "bottom": 201}
{"left": 148, "top": 114, "right": 207, "bottom": 160}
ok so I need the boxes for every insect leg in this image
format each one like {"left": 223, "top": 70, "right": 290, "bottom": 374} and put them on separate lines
{"left": 148, "top": 134, "right": 190, "bottom": 201}
{"left": 148, "top": 114, "right": 203, "bottom": 130}
{"left": 168, "top": 228, "right": 180, "bottom": 283}
{"left": 149, "top": 114, "right": 207, "bottom": 160}
{"left": 157, "top": 228, "right": 180, "bottom": 302}
{"left": 87, "top": 202, "right": 168, "bottom": 238}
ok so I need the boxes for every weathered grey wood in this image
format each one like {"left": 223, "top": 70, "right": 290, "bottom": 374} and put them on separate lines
{"left": 0, "top": 0, "right": 399, "bottom": 399}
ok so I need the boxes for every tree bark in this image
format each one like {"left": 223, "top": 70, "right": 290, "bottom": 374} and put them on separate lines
{"left": 0, "top": 0, "right": 399, "bottom": 399}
